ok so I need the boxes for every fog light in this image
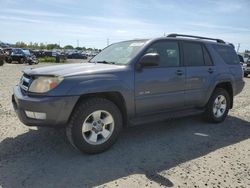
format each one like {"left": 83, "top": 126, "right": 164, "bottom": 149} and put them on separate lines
{"left": 25, "top": 111, "right": 46, "bottom": 120}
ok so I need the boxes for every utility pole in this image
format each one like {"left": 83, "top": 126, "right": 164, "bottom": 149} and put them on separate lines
{"left": 77, "top": 39, "right": 79, "bottom": 48}
{"left": 107, "top": 38, "right": 109, "bottom": 46}
{"left": 237, "top": 43, "right": 240, "bottom": 53}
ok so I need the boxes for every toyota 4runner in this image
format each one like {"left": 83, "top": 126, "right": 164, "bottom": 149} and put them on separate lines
{"left": 12, "top": 34, "right": 245, "bottom": 154}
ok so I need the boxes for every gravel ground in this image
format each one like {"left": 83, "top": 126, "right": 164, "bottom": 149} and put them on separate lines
{"left": 0, "top": 63, "right": 250, "bottom": 188}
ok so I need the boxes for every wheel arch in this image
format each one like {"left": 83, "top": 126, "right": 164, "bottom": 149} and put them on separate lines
{"left": 70, "top": 91, "right": 128, "bottom": 127}
{"left": 213, "top": 82, "right": 233, "bottom": 109}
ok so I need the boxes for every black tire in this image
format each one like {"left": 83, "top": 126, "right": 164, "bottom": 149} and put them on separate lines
{"left": 204, "top": 88, "right": 230, "bottom": 123}
{"left": 18, "top": 58, "right": 24, "bottom": 64}
{"left": 244, "top": 73, "right": 248, "bottom": 77}
{"left": 66, "top": 98, "right": 123, "bottom": 154}
{"left": 6, "top": 58, "right": 12, "bottom": 64}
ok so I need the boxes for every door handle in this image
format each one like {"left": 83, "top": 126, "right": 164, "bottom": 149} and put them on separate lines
{"left": 176, "top": 70, "right": 183, "bottom": 75}
{"left": 208, "top": 68, "right": 214, "bottom": 74}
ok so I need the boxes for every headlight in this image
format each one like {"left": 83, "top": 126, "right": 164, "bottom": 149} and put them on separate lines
{"left": 243, "top": 63, "right": 247, "bottom": 68}
{"left": 28, "top": 76, "right": 63, "bottom": 93}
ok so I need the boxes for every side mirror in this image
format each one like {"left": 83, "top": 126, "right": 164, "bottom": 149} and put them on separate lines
{"left": 139, "top": 53, "right": 160, "bottom": 68}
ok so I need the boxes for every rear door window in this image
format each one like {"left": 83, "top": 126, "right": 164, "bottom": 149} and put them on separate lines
{"left": 203, "top": 46, "right": 213, "bottom": 66}
{"left": 183, "top": 42, "right": 205, "bottom": 66}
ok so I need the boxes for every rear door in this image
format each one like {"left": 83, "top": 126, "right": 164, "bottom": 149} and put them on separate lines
{"left": 183, "top": 42, "right": 214, "bottom": 107}
{"left": 135, "top": 40, "right": 186, "bottom": 115}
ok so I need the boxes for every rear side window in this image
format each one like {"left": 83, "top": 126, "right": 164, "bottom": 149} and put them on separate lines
{"left": 183, "top": 42, "right": 204, "bottom": 66}
{"left": 203, "top": 46, "right": 213, "bottom": 66}
{"left": 213, "top": 45, "right": 239, "bottom": 64}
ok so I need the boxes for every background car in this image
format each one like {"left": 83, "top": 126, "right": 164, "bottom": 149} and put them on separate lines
{"left": 67, "top": 52, "right": 87, "bottom": 59}
{"left": 0, "top": 48, "right": 5, "bottom": 66}
{"left": 7, "top": 48, "right": 38, "bottom": 65}
{"left": 238, "top": 54, "right": 244, "bottom": 65}
{"left": 242, "top": 57, "right": 250, "bottom": 77}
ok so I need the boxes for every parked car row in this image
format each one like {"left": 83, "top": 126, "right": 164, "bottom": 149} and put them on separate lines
{"left": 238, "top": 54, "right": 250, "bottom": 77}
{"left": 31, "top": 49, "right": 99, "bottom": 59}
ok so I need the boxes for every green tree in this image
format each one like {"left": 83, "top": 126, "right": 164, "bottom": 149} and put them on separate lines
{"left": 75, "top": 47, "right": 82, "bottom": 51}
{"left": 47, "top": 44, "right": 60, "bottom": 50}
{"left": 39, "top": 43, "right": 46, "bottom": 50}
{"left": 64, "top": 45, "right": 74, "bottom": 49}
{"left": 15, "top": 41, "right": 27, "bottom": 48}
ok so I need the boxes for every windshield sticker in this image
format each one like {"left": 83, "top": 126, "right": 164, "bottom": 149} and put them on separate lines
{"left": 129, "top": 42, "right": 145, "bottom": 47}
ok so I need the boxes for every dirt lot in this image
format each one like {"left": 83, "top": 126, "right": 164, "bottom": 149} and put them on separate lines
{"left": 0, "top": 63, "right": 250, "bottom": 188}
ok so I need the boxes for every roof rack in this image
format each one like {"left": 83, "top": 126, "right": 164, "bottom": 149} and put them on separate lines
{"left": 167, "top": 33, "right": 225, "bottom": 44}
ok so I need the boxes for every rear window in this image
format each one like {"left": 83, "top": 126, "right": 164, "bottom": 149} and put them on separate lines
{"left": 213, "top": 44, "right": 239, "bottom": 65}
{"left": 238, "top": 55, "right": 244, "bottom": 63}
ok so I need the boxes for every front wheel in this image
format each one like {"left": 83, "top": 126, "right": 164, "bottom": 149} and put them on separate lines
{"left": 244, "top": 73, "right": 248, "bottom": 77}
{"left": 66, "top": 98, "right": 123, "bottom": 154}
{"left": 204, "top": 88, "right": 230, "bottom": 123}
{"left": 18, "top": 58, "right": 24, "bottom": 64}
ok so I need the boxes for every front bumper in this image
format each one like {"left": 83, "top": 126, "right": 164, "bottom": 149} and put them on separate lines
{"left": 12, "top": 86, "right": 79, "bottom": 127}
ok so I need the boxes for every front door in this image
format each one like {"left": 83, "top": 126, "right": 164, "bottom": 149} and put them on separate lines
{"left": 135, "top": 40, "right": 186, "bottom": 115}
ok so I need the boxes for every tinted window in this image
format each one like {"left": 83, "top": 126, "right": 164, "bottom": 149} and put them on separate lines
{"left": 213, "top": 44, "right": 239, "bottom": 64}
{"left": 203, "top": 46, "right": 213, "bottom": 66}
{"left": 183, "top": 42, "right": 204, "bottom": 66}
{"left": 12, "top": 49, "right": 23, "bottom": 55}
{"left": 145, "top": 41, "right": 180, "bottom": 67}
{"left": 238, "top": 55, "right": 244, "bottom": 63}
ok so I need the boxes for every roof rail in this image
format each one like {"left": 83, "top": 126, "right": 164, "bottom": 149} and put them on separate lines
{"left": 167, "top": 33, "right": 225, "bottom": 44}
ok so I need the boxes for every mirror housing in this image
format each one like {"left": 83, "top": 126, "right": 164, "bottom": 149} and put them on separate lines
{"left": 139, "top": 53, "right": 160, "bottom": 69}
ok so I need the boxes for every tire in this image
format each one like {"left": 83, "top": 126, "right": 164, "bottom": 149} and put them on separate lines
{"left": 18, "top": 58, "right": 24, "bottom": 64}
{"left": 66, "top": 98, "right": 123, "bottom": 154}
{"left": 244, "top": 73, "right": 248, "bottom": 77}
{"left": 6, "top": 58, "right": 12, "bottom": 64}
{"left": 204, "top": 88, "right": 230, "bottom": 123}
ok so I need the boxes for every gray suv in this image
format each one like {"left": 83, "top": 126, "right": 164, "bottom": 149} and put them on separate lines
{"left": 12, "top": 34, "right": 245, "bottom": 154}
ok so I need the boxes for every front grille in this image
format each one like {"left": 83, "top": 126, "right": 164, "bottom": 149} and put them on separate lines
{"left": 247, "top": 63, "right": 250, "bottom": 67}
{"left": 20, "top": 74, "right": 31, "bottom": 91}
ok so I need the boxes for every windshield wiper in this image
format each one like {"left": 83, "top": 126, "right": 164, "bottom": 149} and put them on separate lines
{"left": 93, "top": 61, "right": 116, "bottom": 65}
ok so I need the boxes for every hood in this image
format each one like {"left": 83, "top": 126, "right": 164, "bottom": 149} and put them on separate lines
{"left": 23, "top": 63, "right": 126, "bottom": 77}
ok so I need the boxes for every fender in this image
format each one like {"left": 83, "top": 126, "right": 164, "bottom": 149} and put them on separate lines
{"left": 66, "top": 74, "right": 135, "bottom": 117}
{"left": 203, "top": 73, "right": 234, "bottom": 107}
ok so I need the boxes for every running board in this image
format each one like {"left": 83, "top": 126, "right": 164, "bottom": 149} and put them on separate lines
{"left": 129, "top": 108, "right": 205, "bottom": 126}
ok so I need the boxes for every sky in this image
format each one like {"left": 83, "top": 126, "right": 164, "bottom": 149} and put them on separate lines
{"left": 0, "top": 0, "right": 250, "bottom": 51}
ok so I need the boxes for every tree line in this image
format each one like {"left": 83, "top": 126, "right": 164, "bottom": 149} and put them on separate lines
{"left": 14, "top": 41, "right": 99, "bottom": 51}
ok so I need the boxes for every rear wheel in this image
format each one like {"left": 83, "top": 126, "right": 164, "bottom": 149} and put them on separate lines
{"left": 204, "top": 88, "right": 230, "bottom": 123}
{"left": 66, "top": 98, "right": 122, "bottom": 154}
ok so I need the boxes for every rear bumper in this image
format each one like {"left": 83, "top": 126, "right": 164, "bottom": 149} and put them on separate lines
{"left": 12, "top": 86, "right": 79, "bottom": 127}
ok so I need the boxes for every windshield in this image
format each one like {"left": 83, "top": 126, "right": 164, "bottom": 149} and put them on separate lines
{"left": 23, "top": 50, "right": 31, "bottom": 55}
{"left": 90, "top": 40, "right": 147, "bottom": 65}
